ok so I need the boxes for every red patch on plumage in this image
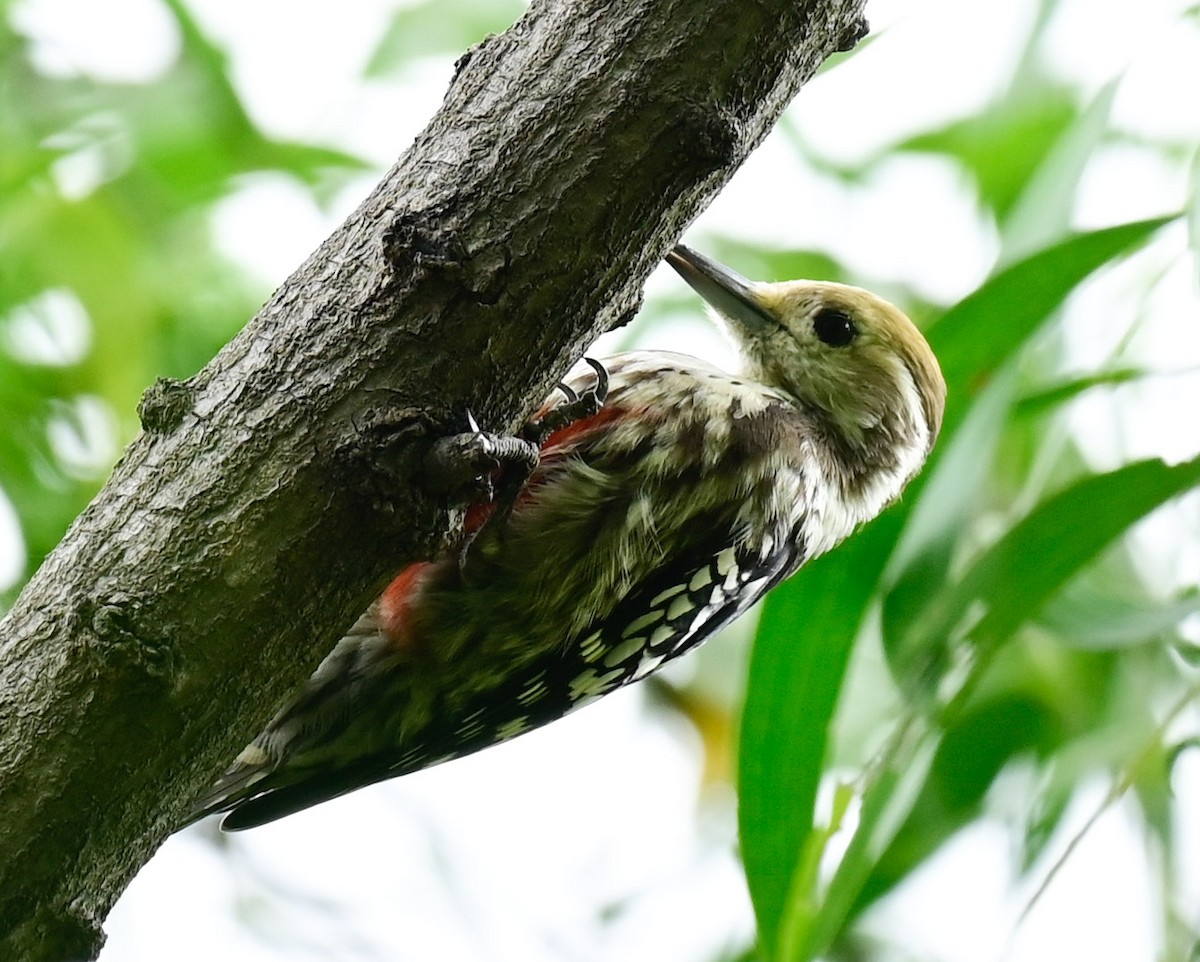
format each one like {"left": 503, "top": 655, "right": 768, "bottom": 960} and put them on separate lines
{"left": 379, "top": 562, "right": 435, "bottom": 649}
{"left": 540, "top": 405, "right": 626, "bottom": 455}
{"left": 464, "top": 501, "right": 494, "bottom": 535}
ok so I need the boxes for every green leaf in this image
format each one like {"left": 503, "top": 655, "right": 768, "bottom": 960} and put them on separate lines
{"left": 927, "top": 214, "right": 1178, "bottom": 446}
{"left": 803, "top": 456, "right": 1200, "bottom": 953}
{"left": 849, "top": 695, "right": 1059, "bottom": 915}
{"left": 898, "top": 80, "right": 1079, "bottom": 220}
{"left": 906, "top": 454, "right": 1200, "bottom": 669}
{"left": 880, "top": 217, "right": 1176, "bottom": 689}
{"left": 794, "top": 722, "right": 938, "bottom": 960}
{"left": 1000, "top": 79, "right": 1118, "bottom": 265}
{"left": 740, "top": 216, "right": 1180, "bottom": 958}
{"left": 885, "top": 366, "right": 1019, "bottom": 609}
{"left": 1019, "top": 778, "right": 1074, "bottom": 872}
{"left": 1038, "top": 583, "right": 1200, "bottom": 650}
{"left": 365, "top": 0, "right": 525, "bottom": 77}
{"left": 1013, "top": 368, "right": 1147, "bottom": 419}
{"left": 738, "top": 513, "right": 902, "bottom": 960}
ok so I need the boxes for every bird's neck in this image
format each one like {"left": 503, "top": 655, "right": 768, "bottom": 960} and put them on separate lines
{"left": 807, "top": 401, "right": 931, "bottom": 529}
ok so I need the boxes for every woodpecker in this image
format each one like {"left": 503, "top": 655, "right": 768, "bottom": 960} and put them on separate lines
{"left": 190, "top": 245, "right": 946, "bottom": 830}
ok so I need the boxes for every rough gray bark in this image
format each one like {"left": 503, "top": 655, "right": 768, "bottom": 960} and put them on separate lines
{"left": 0, "top": 0, "right": 867, "bottom": 956}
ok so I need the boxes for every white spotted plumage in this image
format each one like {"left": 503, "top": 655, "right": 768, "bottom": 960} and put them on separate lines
{"left": 188, "top": 245, "right": 946, "bottom": 831}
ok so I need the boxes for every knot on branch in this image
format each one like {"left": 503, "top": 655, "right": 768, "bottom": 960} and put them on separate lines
{"left": 451, "top": 32, "right": 499, "bottom": 86}
{"left": 836, "top": 14, "right": 870, "bottom": 52}
{"left": 666, "top": 98, "right": 743, "bottom": 177}
{"left": 137, "top": 377, "right": 196, "bottom": 434}
{"left": 603, "top": 291, "right": 644, "bottom": 335}
{"left": 90, "top": 593, "right": 177, "bottom": 681}
{"left": 341, "top": 404, "right": 436, "bottom": 515}
{"left": 381, "top": 209, "right": 511, "bottom": 306}
{"left": 382, "top": 209, "right": 468, "bottom": 273}
{"left": 19, "top": 898, "right": 106, "bottom": 962}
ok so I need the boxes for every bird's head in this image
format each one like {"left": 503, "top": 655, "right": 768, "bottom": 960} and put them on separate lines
{"left": 666, "top": 244, "right": 946, "bottom": 486}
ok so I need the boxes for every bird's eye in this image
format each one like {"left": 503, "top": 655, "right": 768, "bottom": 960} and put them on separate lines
{"left": 813, "top": 308, "right": 857, "bottom": 347}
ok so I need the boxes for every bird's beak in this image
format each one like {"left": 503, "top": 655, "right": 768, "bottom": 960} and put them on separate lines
{"left": 666, "top": 244, "right": 776, "bottom": 333}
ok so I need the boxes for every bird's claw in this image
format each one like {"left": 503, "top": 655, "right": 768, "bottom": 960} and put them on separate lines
{"left": 427, "top": 355, "right": 609, "bottom": 579}
{"left": 525, "top": 357, "right": 609, "bottom": 444}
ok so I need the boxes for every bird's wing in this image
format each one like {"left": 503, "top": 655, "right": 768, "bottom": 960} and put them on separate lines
{"left": 194, "top": 524, "right": 807, "bottom": 831}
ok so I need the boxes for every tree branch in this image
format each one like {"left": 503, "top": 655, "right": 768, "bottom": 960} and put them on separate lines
{"left": 0, "top": 0, "right": 867, "bottom": 956}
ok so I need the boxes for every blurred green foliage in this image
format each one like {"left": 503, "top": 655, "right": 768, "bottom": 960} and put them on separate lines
{"left": 2, "top": 1, "right": 1199, "bottom": 961}
{"left": 365, "top": 0, "right": 524, "bottom": 76}
{"left": 0, "top": 0, "right": 366, "bottom": 600}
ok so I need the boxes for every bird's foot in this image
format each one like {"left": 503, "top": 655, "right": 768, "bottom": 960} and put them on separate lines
{"left": 424, "top": 413, "right": 539, "bottom": 580}
{"left": 523, "top": 357, "right": 609, "bottom": 445}
{"left": 424, "top": 413, "right": 539, "bottom": 506}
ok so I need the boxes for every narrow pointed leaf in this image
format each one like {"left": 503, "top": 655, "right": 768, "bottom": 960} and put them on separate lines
{"left": 927, "top": 215, "right": 1178, "bottom": 445}
{"left": 913, "top": 454, "right": 1200, "bottom": 661}
{"left": 1000, "top": 79, "right": 1118, "bottom": 264}
{"left": 739, "top": 514, "right": 901, "bottom": 959}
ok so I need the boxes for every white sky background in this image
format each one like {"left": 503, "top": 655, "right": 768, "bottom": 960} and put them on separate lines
{"left": 7, "top": 0, "right": 1200, "bottom": 959}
